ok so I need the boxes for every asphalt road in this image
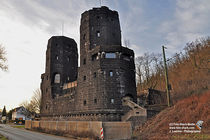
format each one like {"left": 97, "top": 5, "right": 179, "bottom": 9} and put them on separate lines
{"left": 0, "top": 124, "right": 74, "bottom": 140}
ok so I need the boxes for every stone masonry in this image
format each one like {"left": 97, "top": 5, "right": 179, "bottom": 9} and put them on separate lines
{"left": 40, "top": 6, "right": 137, "bottom": 121}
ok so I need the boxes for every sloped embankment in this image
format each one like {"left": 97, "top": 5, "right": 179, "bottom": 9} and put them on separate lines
{"left": 135, "top": 90, "right": 210, "bottom": 139}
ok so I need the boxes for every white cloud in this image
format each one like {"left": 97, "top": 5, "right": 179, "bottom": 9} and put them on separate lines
{"left": 0, "top": 0, "right": 98, "bottom": 110}
{"left": 130, "top": 44, "right": 145, "bottom": 57}
{"left": 159, "top": 0, "right": 210, "bottom": 54}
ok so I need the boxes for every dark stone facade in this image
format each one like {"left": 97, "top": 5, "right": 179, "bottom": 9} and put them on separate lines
{"left": 137, "top": 89, "right": 167, "bottom": 118}
{"left": 40, "top": 6, "right": 137, "bottom": 121}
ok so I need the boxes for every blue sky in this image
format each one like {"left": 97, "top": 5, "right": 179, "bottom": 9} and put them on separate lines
{"left": 0, "top": 0, "right": 210, "bottom": 110}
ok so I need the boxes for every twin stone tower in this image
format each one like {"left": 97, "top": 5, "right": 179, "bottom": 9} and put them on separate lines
{"left": 41, "top": 6, "right": 137, "bottom": 121}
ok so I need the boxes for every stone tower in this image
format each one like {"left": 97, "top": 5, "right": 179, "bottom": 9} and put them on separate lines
{"left": 40, "top": 36, "right": 78, "bottom": 115}
{"left": 75, "top": 6, "right": 137, "bottom": 121}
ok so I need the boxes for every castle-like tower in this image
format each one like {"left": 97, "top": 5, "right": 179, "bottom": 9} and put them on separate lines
{"left": 75, "top": 6, "right": 136, "bottom": 121}
{"left": 40, "top": 6, "right": 137, "bottom": 121}
{"left": 40, "top": 36, "right": 78, "bottom": 115}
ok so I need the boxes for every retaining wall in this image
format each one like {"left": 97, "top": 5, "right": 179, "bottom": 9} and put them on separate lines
{"left": 25, "top": 120, "right": 131, "bottom": 139}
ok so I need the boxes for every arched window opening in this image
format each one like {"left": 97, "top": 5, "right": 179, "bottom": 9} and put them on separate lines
{"left": 111, "top": 98, "right": 114, "bottom": 104}
{"left": 54, "top": 73, "right": 60, "bottom": 83}
{"left": 96, "top": 31, "right": 100, "bottom": 37}
{"left": 109, "top": 70, "right": 113, "bottom": 77}
{"left": 84, "top": 100, "right": 87, "bottom": 106}
{"left": 94, "top": 72, "right": 97, "bottom": 78}
{"left": 83, "top": 58, "right": 86, "bottom": 65}
{"left": 94, "top": 99, "right": 97, "bottom": 104}
{"left": 55, "top": 55, "right": 59, "bottom": 60}
{"left": 83, "top": 76, "right": 86, "bottom": 81}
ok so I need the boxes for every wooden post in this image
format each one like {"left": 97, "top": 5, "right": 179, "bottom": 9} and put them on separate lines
{"left": 162, "top": 46, "right": 171, "bottom": 107}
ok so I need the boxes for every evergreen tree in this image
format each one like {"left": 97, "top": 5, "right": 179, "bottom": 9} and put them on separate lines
{"left": 2, "top": 106, "right": 6, "bottom": 116}
{"left": 7, "top": 109, "right": 13, "bottom": 120}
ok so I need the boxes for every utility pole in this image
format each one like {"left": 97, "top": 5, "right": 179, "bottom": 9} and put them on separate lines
{"left": 162, "top": 46, "right": 171, "bottom": 107}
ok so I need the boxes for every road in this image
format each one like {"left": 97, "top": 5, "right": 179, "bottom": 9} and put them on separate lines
{"left": 0, "top": 124, "right": 74, "bottom": 140}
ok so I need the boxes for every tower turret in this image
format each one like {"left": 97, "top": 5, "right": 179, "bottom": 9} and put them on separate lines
{"left": 40, "top": 36, "right": 78, "bottom": 114}
{"left": 76, "top": 7, "right": 137, "bottom": 121}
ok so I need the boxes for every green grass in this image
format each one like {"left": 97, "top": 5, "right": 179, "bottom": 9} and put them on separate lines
{"left": 11, "top": 125, "right": 25, "bottom": 129}
{"left": 0, "top": 134, "right": 8, "bottom": 140}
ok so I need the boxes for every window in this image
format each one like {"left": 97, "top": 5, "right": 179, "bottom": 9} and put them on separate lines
{"left": 55, "top": 55, "right": 59, "bottom": 60}
{"left": 111, "top": 98, "right": 114, "bottom": 104}
{"left": 94, "top": 72, "right": 97, "bottom": 78}
{"left": 83, "top": 100, "right": 87, "bottom": 106}
{"left": 92, "top": 54, "right": 97, "bottom": 61}
{"left": 83, "top": 58, "right": 86, "bottom": 65}
{"left": 67, "top": 57, "right": 70, "bottom": 62}
{"left": 83, "top": 76, "right": 86, "bottom": 81}
{"left": 54, "top": 74, "right": 60, "bottom": 83}
{"left": 94, "top": 99, "right": 97, "bottom": 104}
{"left": 96, "top": 31, "right": 100, "bottom": 37}
{"left": 67, "top": 76, "right": 70, "bottom": 81}
{"left": 83, "top": 34, "right": 86, "bottom": 40}
{"left": 109, "top": 70, "right": 113, "bottom": 77}
{"left": 105, "top": 53, "right": 116, "bottom": 58}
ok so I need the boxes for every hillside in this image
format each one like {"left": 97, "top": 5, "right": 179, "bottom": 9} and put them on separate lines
{"left": 134, "top": 90, "right": 210, "bottom": 139}
{"left": 136, "top": 37, "right": 210, "bottom": 103}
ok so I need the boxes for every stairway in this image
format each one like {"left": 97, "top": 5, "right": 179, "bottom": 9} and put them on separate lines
{"left": 121, "top": 98, "right": 147, "bottom": 122}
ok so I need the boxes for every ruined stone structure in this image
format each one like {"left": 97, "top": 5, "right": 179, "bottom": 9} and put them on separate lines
{"left": 41, "top": 6, "right": 141, "bottom": 121}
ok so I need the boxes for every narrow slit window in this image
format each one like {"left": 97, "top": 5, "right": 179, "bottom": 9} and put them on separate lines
{"left": 83, "top": 34, "right": 86, "bottom": 40}
{"left": 109, "top": 70, "right": 113, "bottom": 77}
{"left": 84, "top": 100, "right": 87, "bottom": 106}
{"left": 94, "top": 99, "right": 97, "bottom": 104}
{"left": 55, "top": 55, "right": 59, "bottom": 60}
{"left": 96, "top": 31, "right": 100, "bottom": 37}
{"left": 92, "top": 54, "right": 97, "bottom": 61}
{"left": 94, "top": 72, "right": 97, "bottom": 78}
{"left": 83, "top": 58, "right": 86, "bottom": 65}
{"left": 111, "top": 99, "right": 114, "bottom": 104}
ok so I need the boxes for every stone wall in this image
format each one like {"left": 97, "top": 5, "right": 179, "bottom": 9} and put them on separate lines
{"left": 25, "top": 120, "right": 132, "bottom": 140}
{"left": 40, "top": 6, "right": 137, "bottom": 122}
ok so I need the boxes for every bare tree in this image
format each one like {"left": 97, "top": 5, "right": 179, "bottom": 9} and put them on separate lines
{"left": 0, "top": 45, "right": 8, "bottom": 71}
{"left": 30, "top": 89, "right": 41, "bottom": 113}
{"left": 136, "top": 52, "right": 164, "bottom": 91}
{"left": 19, "top": 88, "right": 41, "bottom": 113}
{"left": 136, "top": 56, "right": 144, "bottom": 92}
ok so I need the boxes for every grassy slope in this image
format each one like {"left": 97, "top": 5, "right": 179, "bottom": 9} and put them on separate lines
{"left": 134, "top": 90, "right": 210, "bottom": 139}
{"left": 0, "top": 134, "right": 7, "bottom": 140}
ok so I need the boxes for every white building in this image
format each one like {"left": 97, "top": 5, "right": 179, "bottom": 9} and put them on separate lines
{"left": 12, "top": 106, "right": 31, "bottom": 121}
